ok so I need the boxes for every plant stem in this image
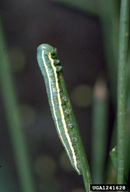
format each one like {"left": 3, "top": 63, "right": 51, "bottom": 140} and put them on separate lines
{"left": 92, "top": 79, "right": 108, "bottom": 184}
{"left": 0, "top": 17, "right": 36, "bottom": 192}
{"left": 59, "top": 72, "right": 92, "bottom": 192}
{"left": 117, "top": 0, "right": 129, "bottom": 185}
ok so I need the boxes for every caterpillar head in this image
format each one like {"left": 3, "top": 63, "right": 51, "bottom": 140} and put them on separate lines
{"left": 37, "top": 44, "right": 57, "bottom": 55}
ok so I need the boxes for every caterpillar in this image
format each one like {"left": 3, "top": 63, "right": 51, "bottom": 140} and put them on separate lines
{"left": 37, "top": 44, "right": 81, "bottom": 175}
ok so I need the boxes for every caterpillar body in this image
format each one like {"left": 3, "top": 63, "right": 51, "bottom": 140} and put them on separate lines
{"left": 37, "top": 44, "right": 81, "bottom": 175}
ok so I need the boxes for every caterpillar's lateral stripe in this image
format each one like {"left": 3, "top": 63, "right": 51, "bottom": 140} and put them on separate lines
{"left": 37, "top": 44, "right": 81, "bottom": 175}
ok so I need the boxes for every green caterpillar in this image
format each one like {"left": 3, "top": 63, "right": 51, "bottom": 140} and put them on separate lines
{"left": 37, "top": 44, "right": 81, "bottom": 175}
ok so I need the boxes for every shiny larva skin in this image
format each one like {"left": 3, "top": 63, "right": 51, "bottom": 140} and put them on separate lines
{"left": 37, "top": 44, "right": 81, "bottom": 175}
